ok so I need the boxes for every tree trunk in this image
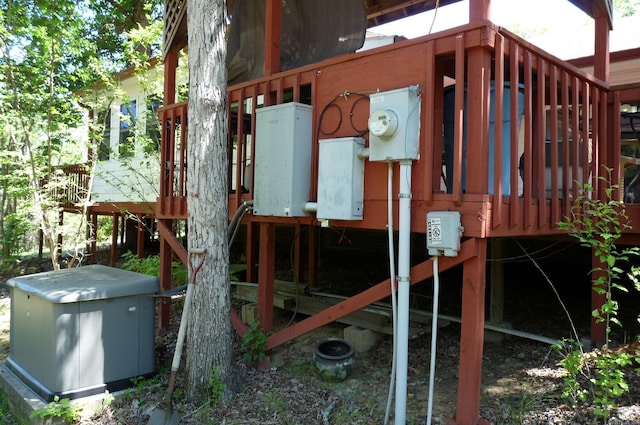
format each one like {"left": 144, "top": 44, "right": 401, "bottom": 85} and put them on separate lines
{"left": 185, "top": 0, "right": 242, "bottom": 400}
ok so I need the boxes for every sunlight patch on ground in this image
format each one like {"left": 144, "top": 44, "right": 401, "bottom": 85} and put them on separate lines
{"left": 525, "top": 367, "right": 566, "bottom": 379}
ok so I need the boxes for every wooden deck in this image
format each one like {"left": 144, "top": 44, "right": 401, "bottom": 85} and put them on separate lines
{"left": 159, "top": 22, "right": 626, "bottom": 237}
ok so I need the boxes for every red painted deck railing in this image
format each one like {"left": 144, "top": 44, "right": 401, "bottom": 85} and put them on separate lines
{"left": 158, "top": 22, "right": 621, "bottom": 236}
{"left": 48, "top": 163, "right": 92, "bottom": 212}
{"left": 158, "top": 100, "right": 188, "bottom": 218}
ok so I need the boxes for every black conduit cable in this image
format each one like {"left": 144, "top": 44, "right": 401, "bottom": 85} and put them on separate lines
{"left": 156, "top": 200, "right": 254, "bottom": 298}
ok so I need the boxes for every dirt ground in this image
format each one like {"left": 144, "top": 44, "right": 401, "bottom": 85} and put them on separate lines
{"left": 1, "top": 243, "right": 640, "bottom": 424}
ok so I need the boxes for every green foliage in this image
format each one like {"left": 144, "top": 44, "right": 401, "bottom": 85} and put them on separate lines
{"left": 126, "top": 373, "right": 161, "bottom": 401}
{"left": 557, "top": 169, "right": 640, "bottom": 342}
{"left": 555, "top": 170, "right": 640, "bottom": 418}
{"left": 30, "top": 395, "right": 80, "bottom": 423}
{"left": 209, "top": 365, "right": 226, "bottom": 407}
{"left": 614, "top": 0, "right": 640, "bottom": 17}
{"left": 241, "top": 321, "right": 270, "bottom": 365}
{"left": 0, "top": 0, "right": 164, "bottom": 267}
{"left": 553, "top": 340, "right": 591, "bottom": 404}
{"left": 0, "top": 392, "right": 11, "bottom": 423}
{"left": 121, "top": 250, "right": 188, "bottom": 284}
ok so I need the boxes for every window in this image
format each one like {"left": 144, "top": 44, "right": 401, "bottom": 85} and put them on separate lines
{"left": 97, "top": 109, "right": 111, "bottom": 161}
{"left": 145, "top": 95, "right": 162, "bottom": 154}
{"left": 119, "top": 101, "right": 137, "bottom": 158}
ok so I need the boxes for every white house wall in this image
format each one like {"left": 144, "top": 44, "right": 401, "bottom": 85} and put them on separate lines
{"left": 93, "top": 67, "right": 163, "bottom": 204}
{"left": 93, "top": 157, "right": 159, "bottom": 202}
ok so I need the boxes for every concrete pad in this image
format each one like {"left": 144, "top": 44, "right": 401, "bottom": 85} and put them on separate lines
{"left": 0, "top": 361, "right": 117, "bottom": 425}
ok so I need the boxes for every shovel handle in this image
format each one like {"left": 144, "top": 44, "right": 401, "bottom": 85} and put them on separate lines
{"left": 188, "top": 248, "right": 207, "bottom": 285}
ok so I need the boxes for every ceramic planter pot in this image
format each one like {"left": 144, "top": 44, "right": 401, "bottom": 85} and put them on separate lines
{"left": 314, "top": 338, "right": 355, "bottom": 382}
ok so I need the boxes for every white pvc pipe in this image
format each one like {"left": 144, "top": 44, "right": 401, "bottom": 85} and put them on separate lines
{"left": 394, "top": 160, "right": 412, "bottom": 425}
{"left": 384, "top": 162, "right": 397, "bottom": 425}
{"left": 426, "top": 255, "right": 440, "bottom": 424}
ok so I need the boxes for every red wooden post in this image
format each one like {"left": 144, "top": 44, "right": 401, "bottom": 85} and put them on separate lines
{"left": 590, "top": 11, "right": 611, "bottom": 347}
{"left": 593, "top": 14, "right": 610, "bottom": 83}
{"left": 110, "top": 213, "right": 119, "bottom": 267}
{"left": 464, "top": 46, "right": 491, "bottom": 195}
{"left": 158, "top": 218, "right": 174, "bottom": 329}
{"left": 245, "top": 222, "right": 258, "bottom": 283}
{"left": 136, "top": 214, "right": 145, "bottom": 259}
{"left": 264, "top": 0, "right": 281, "bottom": 76}
{"left": 258, "top": 222, "right": 276, "bottom": 332}
{"left": 163, "top": 51, "right": 177, "bottom": 106}
{"left": 293, "top": 223, "right": 303, "bottom": 282}
{"left": 469, "top": 0, "right": 491, "bottom": 22}
{"left": 454, "top": 237, "right": 489, "bottom": 425}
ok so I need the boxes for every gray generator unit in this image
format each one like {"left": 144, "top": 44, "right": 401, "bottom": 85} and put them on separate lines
{"left": 6, "top": 265, "right": 158, "bottom": 401}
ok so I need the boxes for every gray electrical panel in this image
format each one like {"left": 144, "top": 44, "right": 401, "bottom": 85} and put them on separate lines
{"left": 368, "top": 86, "right": 421, "bottom": 162}
{"left": 317, "top": 137, "right": 365, "bottom": 221}
{"left": 253, "top": 102, "right": 313, "bottom": 217}
{"left": 7, "top": 265, "right": 158, "bottom": 401}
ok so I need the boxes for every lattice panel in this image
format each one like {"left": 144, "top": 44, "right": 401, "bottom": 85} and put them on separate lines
{"left": 163, "top": 0, "right": 187, "bottom": 57}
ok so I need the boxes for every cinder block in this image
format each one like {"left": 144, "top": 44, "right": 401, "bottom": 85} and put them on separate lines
{"left": 241, "top": 303, "right": 258, "bottom": 324}
{"left": 343, "top": 325, "right": 383, "bottom": 353}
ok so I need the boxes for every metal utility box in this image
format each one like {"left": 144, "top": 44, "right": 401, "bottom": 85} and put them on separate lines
{"left": 6, "top": 265, "right": 158, "bottom": 401}
{"left": 368, "top": 86, "right": 421, "bottom": 162}
{"left": 253, "top": 102, "right": 313, "bottom": 217}
{"left": 426, "top": 211, "right": 463, "bottom": 257}
{"left": 317, "top": 137, "right": 365, "bottom": 221}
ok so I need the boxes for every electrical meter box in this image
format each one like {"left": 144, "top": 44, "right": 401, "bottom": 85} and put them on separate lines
{"left": 317, "top": 137, "right": 365, "bottom": 221}
{"left": 426, "top": 211, "right": 463, "bottom": 257}
{"left": 368, "top": 86, "right": 421, "bottom": 162}
{"left": 6, "top": 265, "right": 158, "bottom": 401}
{"left": 253, "top": 102, "right": 313, "bottom": 217}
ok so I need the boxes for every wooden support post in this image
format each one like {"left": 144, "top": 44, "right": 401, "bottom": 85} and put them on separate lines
{"left": 464, "top": 46, "right": 491, "bottom": 195}
{"left": 264, "top": 0, "right": 281, "bottom": 76}
{"left": 293, "top": 223, "right": 303, "bottom": 282}
{"left": 57, "top": 211, "right": 64, "bottom": 266}
{"left": 163, "top": 51, "right": 177, "bottom": 107}
{"left": 110, "top": 213, "right": 119, "bottom": 267}
{"left": 158, "top": 218, "right": 174, "bottom": 330}
{"left": 469, "top": 0, "right": 491, "bottom": 22}
{"left": 453, "top": 238, "right": 489, "bottom": 425}
{"left": 258, "top": 222, "right": 276, "bottom": 332}
{"left": 120, "top": 214, "right": 125, "bottom": 245}
{"left": 308, "top": 225, "right": 317, "bottom": 289}
{"left": 593, "top": 14, "right": 610, "bottom": 82}
{"left": 246, "top": 222, "right": 258, "bottom": 283}
{"left": 136, "top": 214, "right": 145, "bottom": 259}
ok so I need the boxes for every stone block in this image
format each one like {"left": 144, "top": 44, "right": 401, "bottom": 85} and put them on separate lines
{"left": 343, "top": 325, "right": 383, "bottom": 353}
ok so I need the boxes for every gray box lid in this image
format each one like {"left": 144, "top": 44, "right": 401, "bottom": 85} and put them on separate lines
{"left": 7, "top": 265, "right": 159, "bottom": 303}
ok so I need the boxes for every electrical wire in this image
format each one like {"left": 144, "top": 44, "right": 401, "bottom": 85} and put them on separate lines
{"left": 428, "top": 0, "right": 441, "bottom": 35}
{"left": 425, "top": 255, "right": 440, "bottom": 425}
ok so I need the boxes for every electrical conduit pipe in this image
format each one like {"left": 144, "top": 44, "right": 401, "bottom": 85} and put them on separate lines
{"left": 394, "top": 159, "right": 412, "bottom": 425}
{"left": 384, "top": 162, "right": 397, "bottom": 425}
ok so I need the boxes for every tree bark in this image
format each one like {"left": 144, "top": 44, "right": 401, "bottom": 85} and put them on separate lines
{"left": 186, "top": 0, "right": 242, "bottom": 400}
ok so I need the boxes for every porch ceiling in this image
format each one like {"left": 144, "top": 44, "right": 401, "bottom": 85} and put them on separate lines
{"left": 163, "top": 0, "right": 613, "bottom": 56}
{"left": 364, "top": 0, "right": 462, "bottom": 27}
{"left": 364, "top": 0, "right": 613, "bottom": 28}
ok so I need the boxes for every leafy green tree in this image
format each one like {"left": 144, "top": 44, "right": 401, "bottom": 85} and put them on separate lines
{"left": 0, "top": 0, "right": 161, "bottom": 269}
{"left": 614, "top": 0, "right": 640, "bottom": 17}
